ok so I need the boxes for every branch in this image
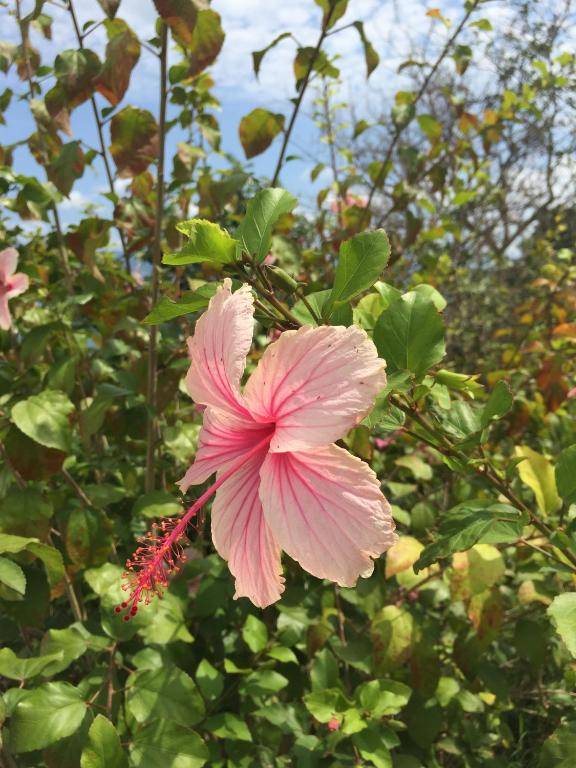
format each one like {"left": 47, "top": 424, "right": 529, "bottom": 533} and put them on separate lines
{"left": 365, "top": 0, "right": 481, "bottom": 228}
{"left": 145, "top": 22, "right": 169, "bottom": 493}
{"left": 270, "top": 4, "right": 337, "bottom": 185}
{"left": 67, "top": 0, "right": 131, "bottom": 273}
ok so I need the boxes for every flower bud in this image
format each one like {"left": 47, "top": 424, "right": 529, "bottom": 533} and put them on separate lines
{"left": 265, "top": 265, "right": 299, "bottom": 294}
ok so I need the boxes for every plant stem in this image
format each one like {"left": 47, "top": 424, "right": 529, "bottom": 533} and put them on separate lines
{"left": 145, "top": 22, "right": 168, "bottom": 493}
{"left": 15, "top": 0, "right": 74, "bottom": 289}
{"left": 270, "top": 4, "right": 337, "bottom": 185}
{"left": 391, "top": 394, "right": 576, "bottom": 570}
{"left": 67, "top": 0, "right": 131, "bottom": 273}
{"left": 363, "top": 0, "right": 480, "bottom": 228}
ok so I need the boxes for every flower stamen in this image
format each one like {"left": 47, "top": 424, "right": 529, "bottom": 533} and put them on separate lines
{"left": 116, "top": 433, "right": 272, "bottom": 619}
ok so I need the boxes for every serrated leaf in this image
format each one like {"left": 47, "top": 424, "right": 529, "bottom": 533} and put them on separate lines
{"left": 9, "top": 682, "right": 87, "bottom": 753}
{"left": 81, "top": 715, "right": 127, "bottom": 768}
{"left": 126, "top": 667, "right": 205, "bottom": 726}
{"left": 130, "top": 720, "right": 208, "bottom": 768}
{"left": 164, "top": 219, "right": 237, "bottom": 265}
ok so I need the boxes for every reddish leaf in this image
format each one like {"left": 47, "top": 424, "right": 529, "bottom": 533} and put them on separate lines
{"left": 47, "top": 141, "right": 85, "bottom": 196}
{"left": 110, "top": 106, "right": 159, "bottom": 177}
{"left": 186, "top": 9, "right": 225, "bottom": 76}
{"left": 537, "top": 356, "right": 569, "bottom": 412}
{"left": 238, "top": 108, "right": 284, "bottom": 159}
{"left": 153, "top": 0, "right": 198, "bottom": 46}
{"left": 96, "top": 19, "right": 140, "bottom": 106}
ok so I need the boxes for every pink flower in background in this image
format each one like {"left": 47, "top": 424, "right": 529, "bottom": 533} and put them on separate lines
{"left": 0, "top": 248, "right": 29, "bottom": 331}
{"left": 118, "top": 279, "right": 396, "bottom": 616}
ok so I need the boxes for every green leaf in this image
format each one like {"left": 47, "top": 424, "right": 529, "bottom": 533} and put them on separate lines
{"left": 164, "top": 220, "right": 237, "bottom": 265}
{"left": 186, "top": 9, "right": 225, "bottom": 77}
{"left": 204, "top": 713, "right": 252, "bottom": 742}
{"left": 304, "top": 688, "right": 350, "bottom": 722}
{"left": 8, "top": 682, "right": 87, "bottom": 753}
{"left": 0, "top": 648, "right": 64, "bottom": 680}
{"left": 240, "top": 670, "right": 289, "bottom": 697}
{"left": 353, "top": 725, "right": 393, "bottom": 768}
{"left": 556, "top": 445, "right": 576, "bottom": 505}
{"left": 97, "top": 0, "right": 120, "bottom": 19}
{"left": 293, "top": 47, "right": 339, "bottom": 90}
{"left": 371, "top": 606, "right": 415, "bottom": 675}
{"left": 417, "top": 114, "right": 442, "bottom": 141}
{"left": 373, "top": 290, "right": 446, "bottom": 378}
{"left": 110, "top": 106, "right": 158, "bottom": 177}
{"left": 133, "top": 491, "right": 182, "bottom": 518}
{"left": 237, "top": 188, "right": 297, "bottom": 263}
{"left": 81, "top": 715, "right": 128, "bottom": 768}
{"left": 96, "top": 19, "right": 141, "bottom": 107}
{"left": 353, "top": 21, "right": 379, "bottom": 77}
{"left": 481, "top": 380, "right": 513, "bottom": 428}
{"left": 65, "top": 507, "right": 113, "bottom": 567}
{"left": 239, "top": 108, "right": 285, "bottom": 159}
{"left": 548, "top": 593, "right": 576, "bottom": 658}
{"left": 252, "top": 33, "right": 291, "bottom": 78}
{"left": 196, "top": 659, "right": 224, "bottom": 700}
{"left": 356, "top": 679, "right": 412, "bottom": 717}
{"left": 314, "top": 0, "right": 348, "bottom": 29}
{"left": 327, "top": 230, "right": 390, "bottom": 313}
{"left": 130, "top": 721, "right": 208, "bottom": 768}
{"left": 126, "top": 667, "right": 205, "bottom": 726}
{"left": 242, "top": 615, "right": 268, "bottom": 653}
{"left": 515, "top": 445, "right": 561, "bottom": 516}
{"left": 142, "top": 291, "right": 214, "bottom": 325}
{"left": 47, "top": 141, "right": 85, "bottom": 197}
{"left": 0, "top": 534, "right": 64, "bottom": 587}
{"left": 293, "top": 289, "right": 352, "bottom": 326}
{"left": 0, "top": 556, "right": 26, "bottom": 595}
{"left": 41, "top": 625, "right": 91, "bottom": 676}
{"left": 11, "top": 390, "right": 74, "bottom": 452}
{"left": 414, "top": 506, "right": 525, "bottom": 572}
{"left": 539, "top": 721, "right": 576, "bottom": 768}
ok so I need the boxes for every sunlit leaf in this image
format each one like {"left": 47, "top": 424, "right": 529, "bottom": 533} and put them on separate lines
{"left": 239, "top": 108, "right": 285, "bottom": 159}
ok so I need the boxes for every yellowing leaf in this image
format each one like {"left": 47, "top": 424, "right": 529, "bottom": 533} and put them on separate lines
{"left": 514, "top": 445, "right": 561, "bottom": 516}
{"left": 385, "top": 536, "right": 423, "bottom": 579}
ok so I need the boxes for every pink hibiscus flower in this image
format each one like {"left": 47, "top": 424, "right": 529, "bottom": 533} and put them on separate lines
{"left": 0, "top": 248, "right": 29, "bottom": 331}
{"left": 118, "top": 279, "right": 396, "bottom": 617}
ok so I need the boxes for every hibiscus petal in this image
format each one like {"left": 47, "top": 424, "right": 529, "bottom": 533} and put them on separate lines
{"left": 6, "top": 272, "right": 29, "bottom": 299}
{"left": 0, "top": 295, "right": 12, "bottom": 331}
{"left": 212, "top": 449, "right": 284, "bottom": 608}
{"left": 0, "top": 248, "right": 18, "bottom": 283}
{"left": 259, "top": 444, "right": 396, "bottom": 587}
{"left": 185, "top": 278, "right": 254, "bottom": 416}
{"left": 244, "top": 325, "right": 386, "bottom": 451}
{"left": 177, "top": 407, "right": 273, "bottom": 492}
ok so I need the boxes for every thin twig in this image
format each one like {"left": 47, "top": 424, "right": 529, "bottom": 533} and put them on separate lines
{"left": 145, "top": 22, "right": 169, "bottom": 493}
{"left": 67, "top": 0, "right": 131, "bottom": 273}
{"left": 364, "top": 0, "right": 481, "bottom": 227}
{"left": 270, "top": 4, "right": 337, "bottom": 185}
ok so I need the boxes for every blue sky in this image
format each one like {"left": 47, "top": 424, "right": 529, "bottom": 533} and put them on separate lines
{"left": 1, "top": 0, "right": 515, "bottom": 230}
